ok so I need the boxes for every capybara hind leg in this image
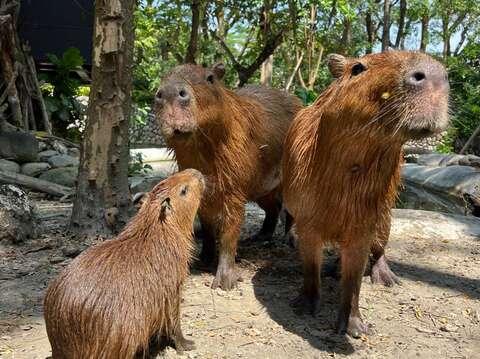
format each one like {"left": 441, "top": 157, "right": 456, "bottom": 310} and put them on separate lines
{"left": 290, "top": 230, "right": 322, "bottom": 315}
{"left": 337, "top": 239, "right": 370, "bottom": 338}
{"left": 251, "top": 190, "right": 281, "bottom": 241}
{"left": 198, "top": 217, "right": 217, "bottom": 266}
{"left": 370, "top": 215, "right": 400, "bottom": 286}
{"left": 172, "top": 327, "right": 195, "bottom": 354}
{"left": 212, "top": 207, "right": 244, "bottom": 290}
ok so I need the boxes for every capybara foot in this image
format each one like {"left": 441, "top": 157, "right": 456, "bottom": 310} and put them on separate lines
{"left": 337, "top": 315, "right": 369, "bottom": 338}
{"left": 174, "top": 337, "right": 196, "bottom": 353}
{"left": 211, "top": 264, "right": 240, "bottom": 290}
{"left": 370, "top": 255, "right": 401, "bottom": 287}
{"left": 289, "top": 293, "right": 319, "bottom": 316}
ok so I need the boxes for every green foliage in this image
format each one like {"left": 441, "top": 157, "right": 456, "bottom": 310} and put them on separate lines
{"left": 40, "top": 47, "right": 85, "bottom": 139}
{"left": 295, "top": 88, "right": 318, "bottom": 106}
{"left": 129, "top": 152, "right": 153, "bottom": 176}
{"left": 446, "top": 43, "right": 480, "bottom": 147}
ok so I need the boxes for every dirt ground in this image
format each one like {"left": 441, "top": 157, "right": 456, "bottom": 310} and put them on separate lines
{"left": 0, "top": 197, "right": 479, "bottom": 359}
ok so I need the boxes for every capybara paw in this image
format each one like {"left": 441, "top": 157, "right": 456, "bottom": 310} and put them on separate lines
{"left": 337, "top": 316, "right": 369, "bottom": 338}
{"left": 211, "top": 267, "right": 240, "bottom": 290}
{"left": 176, "top": 338, "right": 196, "bottom": 353}
{"left": 289, "top": 293, "right": 319, "bottom": 316}
{"left": 370, "top": 258, "right": 401, "bottom": 287}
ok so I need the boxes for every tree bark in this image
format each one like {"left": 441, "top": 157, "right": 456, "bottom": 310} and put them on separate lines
{"left": 70, "top": 0, "right": 135, "bottom": 235}
{"left": 394, "top": 0, "right": 407, "bottom": 48}
{"left": 381, "top": 0, "right": 390, "bottom": 51}
{"left": 365, "top": 9, "right": 375, "bottom": 54}
{"left": 419, "top": 13, "right": 429, "bottom": 51}
{"left": 184, "top": 0, "right": 201, "bottom": 64}
{"left": 260, "top": 54, "right": 273, "bottom": 86}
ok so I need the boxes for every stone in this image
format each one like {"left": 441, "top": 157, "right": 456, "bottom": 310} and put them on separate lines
{"left": 0, "top": 185, "right": 36, "bottom": 243}
{"left": 52, "top": 140, "right": 69, "bottom": 155}
{"left": 399, "top": 164, "right": 480, "bottom": 215}
{"left": 20, "top": 162, "right": 51, "bottom": 177}
{"left": 439, "top": 154, "right": 466, "bottom": 167}
{"left": 47, "top": 154, "right": 79, "bottom": 168}
{"left": 38, "top": 150, "right": 59, "bottom": 161}
{"left": 0, "top": 159, "right": 20, "bottom": 173}
{"left": 0, "top": 131, "right": 38, "bottom": 162}
{"left": 416, "top": 153, "right": 449, "bottom": 167}
{"left": 39, "top": 167, "right": 78, "bottom": 187}
{"left": 467, "top": 155, "right": 480, "bottom": 168}
{"left": 68, "top": 147, "right": 80, "bottom": 158}
{"left": 62, "top": 244, "right": 83, "bottom": 258}
{"left": 38, "top": 141, "right": 48, "bottom": 151}
{"left": 129, "top": 176, "right": 166, "bottom": 194}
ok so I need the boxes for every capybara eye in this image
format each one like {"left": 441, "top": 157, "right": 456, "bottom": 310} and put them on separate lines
{"left": 180, "top": 186, "right": 188, "bottom": 196}
{"left": 351, "top": 63, "right": 366, "bottom": 76}
{"left": 206, "top": 74, "right": 215, "bottom": 84}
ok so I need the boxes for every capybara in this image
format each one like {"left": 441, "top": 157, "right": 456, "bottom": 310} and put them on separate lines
{"left": 282, "top": 51, "right": 449, "bottom": 337}
{"left": 154, "top": 63, "right": 302, "bottom": 290}
{"left": 44, "top": 169, "right": 205, "bottom": 358}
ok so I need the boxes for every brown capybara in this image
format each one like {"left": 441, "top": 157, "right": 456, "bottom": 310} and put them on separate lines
{"left": 44, "top": 169, "right": 205, "bottom": 359}
{"left": 282, "top": 51, "right": 449, "bottom": 337}
{"left": 154, "top": 63, "right": 302, "bottom": 290}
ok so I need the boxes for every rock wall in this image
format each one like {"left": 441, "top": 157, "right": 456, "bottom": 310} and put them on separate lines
{"left": 129, "top": 113, "right": 166, "bottom": 148}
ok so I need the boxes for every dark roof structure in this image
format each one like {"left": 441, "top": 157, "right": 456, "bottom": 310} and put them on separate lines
{"left": 18, "top": 0, "right": 94, "bottom": 66}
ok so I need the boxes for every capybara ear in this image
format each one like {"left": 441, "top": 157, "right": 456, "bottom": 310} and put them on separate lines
{"left": 159, "top": 197, "right": 171, "bottom": 220}
{"left": 213, "top": 63, "right": 226, "bottom": 80}
{"left": 327, "top": 54, "right": 347, "bottom": 78}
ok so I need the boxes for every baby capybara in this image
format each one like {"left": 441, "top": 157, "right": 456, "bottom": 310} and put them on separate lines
{"left": 154, "top": 63, "right": 302, "bottom": 290}
{"left": 283, "top": 51, "right": 449, "bottom": 337}
{"left": 44, "top": 169, "right": 205, "bottom": 358}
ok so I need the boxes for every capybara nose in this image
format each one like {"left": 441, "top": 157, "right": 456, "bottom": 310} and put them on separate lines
{"left": 178, "top": 88, "right": 190, "bottom": 106}
{"left": 404, "top": 62, "right": 448, "bottom": 91}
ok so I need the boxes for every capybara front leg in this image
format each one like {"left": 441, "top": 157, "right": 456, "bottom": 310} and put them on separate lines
{"left": 172, "top": 326, "right": 195, "bottom": 354}
{"left": 198, "top": 217, "right": 217, "bottom": 266}
{"left": 211, "top": 207, "right": 244, "bottom": 290}
{"left": 251, "top": 190, "right": 282, "bottom": 242}
{"left": 370, "top": 214, "right": 400, "bottom": 286}
{"left": 337, "top": 239, "right": 370, "bottom": 338}
{"left": 290, "top": 230, "right": 322, "bottom": 315}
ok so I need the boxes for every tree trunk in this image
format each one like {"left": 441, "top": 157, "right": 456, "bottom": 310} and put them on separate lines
{"left": 70, "top": 0, "right": 135, "bottom": 236}
{"left": 184, "top": 0, "right": 201, "bottom": 64}
{"left": 419, "top": 13, "right": 429, "bottom": 51}
{"left": 381, "top": 0, "right": 390, "bottom": 51}
{"left": 260, "top": 54, "right": 273, "bottom": 86}
{"left": 365, "top": 10, "right": 375, "bottom": 54}
{"left": 394, "top": 0, "right": 407, "bottom": 48}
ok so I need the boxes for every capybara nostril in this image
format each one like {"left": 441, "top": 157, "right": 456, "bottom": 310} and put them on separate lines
{"left": 405, "top": 70, "right": 426, "bottom": 87}
{"left": 178, "top": 88, "right": 190, "bottom": 104}
{"left": 156, "top": 90, "right": 163, "bottom": 99}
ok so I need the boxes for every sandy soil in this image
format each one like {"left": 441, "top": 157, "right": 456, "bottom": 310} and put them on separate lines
{"left": 0, "top": 198, "right": 479, "bottom": 359}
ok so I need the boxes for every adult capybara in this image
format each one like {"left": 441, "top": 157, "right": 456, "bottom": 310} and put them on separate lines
{"left": 283, "top": 51, "right": 449, "bottom": 337}
{"left": 44, "top": 169, "right": 205, "bottom": 359}
{"left": 154, "top": 63, "right": 302, "bottom": 290}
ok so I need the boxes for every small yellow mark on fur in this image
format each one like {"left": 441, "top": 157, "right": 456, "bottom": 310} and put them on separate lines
{"left": 381, "top": 92, "right": 391, "bottom": 100}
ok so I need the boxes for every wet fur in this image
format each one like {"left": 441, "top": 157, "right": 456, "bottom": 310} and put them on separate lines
{"left": 44, "top": 170, "right": 204, "bottom": 358}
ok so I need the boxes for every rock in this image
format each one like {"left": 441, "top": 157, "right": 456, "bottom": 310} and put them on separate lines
{"left": 38, "top": 150, "right": 59, "bottom": 161}
{"left": 20, "top": 162, "right": 51, "bottom": 177}
{"left": 467, "top": 155, "right": 480, "bottom": 168}
{"left": 416, "top": 153, "right": 449, "bottom": 167}
{"left": 62, "top": 244, "right": 82, "bottom": 258}
{"left": 39, "top": 167, "right": 78, "bottom": 187}
{"left": 439, "top": 154, "right": 466, "bottom": 167}
{"left": 399, "top": 164, "right": 480, "bottom": 215}
{"left": 50, "top": 256, "right": 64, "bottom": 264}
{"left": 38, "top": 141, "right": 48, "bottom": 151}
{"left": 68, "top": 147, "right": 80, "bottom": 158}
{"left": 52, "top": 140, "right": 69, "bottom": 154}
{"left": 0, "top": 131, "right": 38, "bottom": 162}
{"left": 47, "top": 154, "right": 79, "bottom": 168}
{"left": 129, "top": 176, "right": 167, "bottom": 194}
{"left": 0, "top": 185, "right": 36, "bottom": 243}
{"left": 0, "top": 159, "right": 20, "bottom": 173}
{"left": 391, "top": 209, "right": 480, "bottom": 242}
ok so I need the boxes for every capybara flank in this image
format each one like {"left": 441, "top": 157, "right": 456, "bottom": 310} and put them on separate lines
{"left": 44, "top": 169, "right": 205, "bottom": 358}
{"left": 154, "top": 63, "right": 302, "bottom": 290}
{"left": 282, "top": 51, "right": 449, "bottom": 337}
